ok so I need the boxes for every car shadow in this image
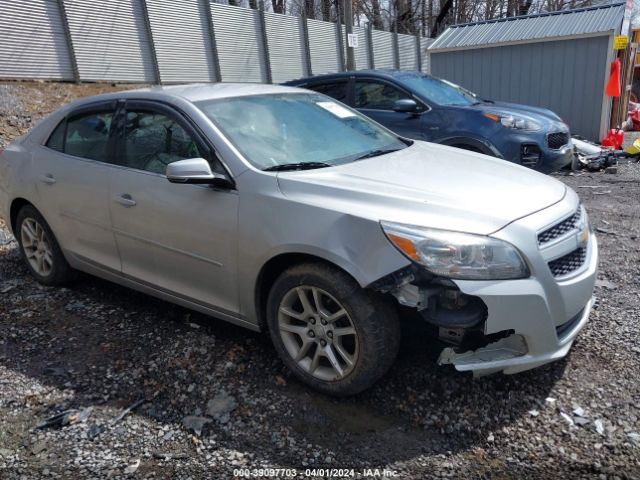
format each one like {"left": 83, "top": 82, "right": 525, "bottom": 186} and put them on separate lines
{"left": 0, "top": 251, "right": 566, "bottom": 470}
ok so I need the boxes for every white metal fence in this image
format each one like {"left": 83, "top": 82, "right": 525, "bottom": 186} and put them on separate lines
{"left": 0, "top": 0, "right": 432, "bottom": 84}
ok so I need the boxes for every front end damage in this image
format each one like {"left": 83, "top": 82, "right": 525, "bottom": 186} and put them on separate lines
{"left": 370, "top": 220, "right": 597, "bottom": 378}
{"left": 371, "top": 266, "right": 530, "bottom": 376}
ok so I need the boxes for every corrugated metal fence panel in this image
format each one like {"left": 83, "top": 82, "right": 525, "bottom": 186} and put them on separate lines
{"left": 210, "top": 3, "right": 265, "bottom": 82}
{"left": 352, "top": 26, "right": 369, "bottom": 70}
{"left": 430, "top": 35, "right": 609, "bottom": 141}
{"left": 397, "top": 33, "right": 417, "bottom": 70}
{"left": 307, "top": 19, "right": 341, "bottom": 75}
{"left": 371, "top": 29, "right": 394, "bottom": 68}
{"left": 65, "top": 0, "right": 155, "bottom": 82}
{"left": 0, "top": 0, "right": 73, "bottom": 80}
{"left": 265, "top": 13, "right": 304, "bottom": 83}
{"left": 420, "top": 37, "right": 433, "bottom": 73}
{"left": 147, "top": 0, "right": 216, "bottom": 83}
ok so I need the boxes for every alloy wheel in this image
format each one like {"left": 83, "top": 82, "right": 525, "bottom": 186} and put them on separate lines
{"left": 278, "top": 286, "right": 358, "bottom": 382}
{"left": 20, "top": 217, "right": 54, "bottom": 277}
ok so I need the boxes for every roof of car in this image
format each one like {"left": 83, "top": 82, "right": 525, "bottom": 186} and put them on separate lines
{"left": 71, "top": 83, "right": 306, "bottom": 106}
{"left": 284, "top": 69, "right": 426, "bottom": 85}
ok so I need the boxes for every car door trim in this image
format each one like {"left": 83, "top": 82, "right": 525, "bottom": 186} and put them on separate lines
{"left": 68, "top": 253, "right": 255, "bottom": 330}
{"left": 111, "top": 227, "right": 224, "bottom": 268}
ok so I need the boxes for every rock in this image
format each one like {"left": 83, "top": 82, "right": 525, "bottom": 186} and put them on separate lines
{"left": 574, "top": 417, "right": 590, "bottom": 427}
{"left": 124, "top": 459, "right": 140, "bottom": 474}
{"left": 182, "top": 416, "right": 212, "bottom": 436}
{"left": 572, "top": 406, "right": 586, "bottom": 417}
{"left": 560, "top": 412, "right": 574, "bottom": 426}
{"left": 605, "top": 166, "right": 617, "bottom": 174}
{"left": 594, "top": 419, "right": 605, "bottom": 436}
{"left": 0, "top": 448, "right": 12, "bottom": 458}
{"left": 43, "top": 367, "right": 66, "bottom": 376}
{"left": 206, "top": 391, "right": 238, "bottom": 423}
{"left": 528, "top": 409, "right": 539, "bottom": 417}
{"left": 595, "top": 279, "right": 617, "bottom": 290}
{"left": 627, "top": 432, "right": 640, "bottom": 446}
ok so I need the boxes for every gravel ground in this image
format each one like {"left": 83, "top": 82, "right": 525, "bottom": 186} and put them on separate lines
{"left": 0, "top": 81, "right": 639, "bottom": 479}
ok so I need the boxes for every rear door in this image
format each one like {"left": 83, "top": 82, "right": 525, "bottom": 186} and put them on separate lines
{"left": 353, "top": 78, "right": 428, "bottom": 140}
{"left": 108, "top": 100, "right": 239, "bottom": 314}
{"left": 31, "top": 101, "right": 121, "bottom": 271}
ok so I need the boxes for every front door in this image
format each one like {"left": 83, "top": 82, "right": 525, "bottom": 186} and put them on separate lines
{"left": 108, "top": 101, "right": 239, "bottom": 314}
{"left": 353, "top": 79, "right": 427, "bottom": 140}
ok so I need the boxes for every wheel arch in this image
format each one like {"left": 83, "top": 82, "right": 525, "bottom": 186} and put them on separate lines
{"left": 9, "top": 197, "right": 34, "bottom": 233}
{"left": 254, "top": 252, "right": 362, "bottom": 332}
{"left": 439, "top": 136, "right": 502, "bottom": 158}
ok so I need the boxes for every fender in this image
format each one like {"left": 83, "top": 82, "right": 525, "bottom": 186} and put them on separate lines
{"left": 438, "top": 136, "right": 503, "bottom": 158}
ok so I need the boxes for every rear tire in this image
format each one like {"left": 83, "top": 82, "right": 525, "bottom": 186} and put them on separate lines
{"left": 266, "top": 262, "right": 400, "bottom": 396}
{"left": 15, "top": 205, "right": 75, "bottom": 286}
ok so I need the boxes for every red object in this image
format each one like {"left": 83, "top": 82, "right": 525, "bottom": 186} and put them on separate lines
{"left": 631, "top": 109, "right": 640, "bottom": 131}
{"left": 605, "top": 59, "right": 621, "bottom": 97}
{"left": 601, "top": 128, "right": 624, "bottom": 149}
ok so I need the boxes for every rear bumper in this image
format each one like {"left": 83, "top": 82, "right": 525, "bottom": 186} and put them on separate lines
{"left": 439, "top": 195, "right": 598, "bottom": 376}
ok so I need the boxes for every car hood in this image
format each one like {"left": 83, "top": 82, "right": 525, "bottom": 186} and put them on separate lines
{"left": 276, "top": 142, "right": 567, "bottom": 235}
{"left": 479, "top": 101, "right": 564, "bottom": 125}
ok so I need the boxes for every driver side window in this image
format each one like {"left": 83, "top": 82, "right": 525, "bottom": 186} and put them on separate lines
{"left": 354, "top": 81, "right": 411, "bottom": 110}
{"left": 123, "top": 110, "right": 201, "bottom": 174}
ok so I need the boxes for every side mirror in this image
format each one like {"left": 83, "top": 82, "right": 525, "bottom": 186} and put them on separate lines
{"left": 166, "top": 158, "right": 233, "bottom": 189}
{"left": 392, "top": 99, "right": 420, "bottom": 113}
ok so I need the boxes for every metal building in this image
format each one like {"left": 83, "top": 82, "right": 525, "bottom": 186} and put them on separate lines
{"left": 428, "top": 3, "right": 625, "bottom": 141}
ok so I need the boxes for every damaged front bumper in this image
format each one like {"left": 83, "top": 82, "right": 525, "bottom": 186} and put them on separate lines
{"left": 437, "top": 197, "right": 598, "bottom": 376}
{"left": 438, "top": 296, "right": 594, "bottom": 376}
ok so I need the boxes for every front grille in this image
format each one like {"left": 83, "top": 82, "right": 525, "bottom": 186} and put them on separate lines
{"left": 548, "top": 247, "right": 587, "bottom": 277}
{"left": 538, "top": 208, "right": 582, "bottom": 245}
{"left": 547, "top": 131, "right": 569, "bottom": 149}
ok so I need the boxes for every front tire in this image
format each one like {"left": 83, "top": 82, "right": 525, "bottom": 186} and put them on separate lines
{"left": 15, "top": 205, "right": 75, "bottom": 286}
{"left": 266, "top": 262, "right": 400, "bottom": 396}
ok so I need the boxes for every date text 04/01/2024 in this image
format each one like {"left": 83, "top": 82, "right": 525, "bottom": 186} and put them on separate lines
{"left": 233, "top": 468, "right": 399, "bottom": 478}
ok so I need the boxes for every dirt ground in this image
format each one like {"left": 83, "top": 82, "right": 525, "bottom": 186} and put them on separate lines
{"left": 0, "top": 81, "right": 639, "bottom": 479}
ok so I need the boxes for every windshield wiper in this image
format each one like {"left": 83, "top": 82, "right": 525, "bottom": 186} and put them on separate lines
{"left": 353, "top": 147, "right": 404, "bottom": 161}
{"left": 263, "top": 162, "right": 332, "bottom": 172}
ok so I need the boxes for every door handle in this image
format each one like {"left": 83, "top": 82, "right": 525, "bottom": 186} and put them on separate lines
{"left": 39, "top": 174, "right": 56, "bottom": 185}
{"left": 114, "top": 194, "right": 137, "bottom": 207}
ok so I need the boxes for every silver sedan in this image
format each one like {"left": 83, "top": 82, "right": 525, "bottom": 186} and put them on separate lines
{"left": 0, "top": 84, "right": 597, "bottom": 395}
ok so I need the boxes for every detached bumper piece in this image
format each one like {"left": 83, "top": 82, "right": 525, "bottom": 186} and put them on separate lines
{"left": 438, "top": 334, "right": 528, "bottom": 377}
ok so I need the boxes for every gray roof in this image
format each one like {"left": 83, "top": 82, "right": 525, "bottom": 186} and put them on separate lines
{"left": 429, "top": 3, "right": 624, "bottom": 51}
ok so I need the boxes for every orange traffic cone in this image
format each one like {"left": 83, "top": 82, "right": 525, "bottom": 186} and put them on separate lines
{"left": 605, "top": 58, "right": 621, "bottom": 97}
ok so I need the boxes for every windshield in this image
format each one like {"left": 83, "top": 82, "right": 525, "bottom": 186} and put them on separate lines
{"left": 196, "top": 93, "right": 406, "bottom": 170}
{"left": 400, "top": 74, "right": 478, "bottom": 106}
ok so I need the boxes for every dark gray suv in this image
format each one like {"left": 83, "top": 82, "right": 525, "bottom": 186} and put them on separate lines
{"left": 285, "top": 70, "right": 573, "bottom": 173}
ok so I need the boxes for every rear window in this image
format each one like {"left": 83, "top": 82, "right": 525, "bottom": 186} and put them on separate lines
{"left": 45, "top": 112, "right": 114, "bottom": 162}
{"left": 306, "top": 82, "right": 349, "bottom": 103}
{"left": 45, "top": 121, "right": 65, "bottom": 152}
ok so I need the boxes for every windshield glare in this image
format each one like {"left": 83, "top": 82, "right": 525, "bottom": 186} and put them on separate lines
{"left": 196, "top": 93, "right": 406, "bottom": 170}
{"left": 400, "top": 74, "right": 478, "bottom": 106}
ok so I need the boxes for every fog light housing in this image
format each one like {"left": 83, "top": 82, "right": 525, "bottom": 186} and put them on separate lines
{"left": 521, "top": 144, "right": 541, "bottom": 168}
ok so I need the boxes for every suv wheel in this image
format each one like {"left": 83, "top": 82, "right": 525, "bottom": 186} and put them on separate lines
{"left": 16, "top": 205, "right": 75, "bottom": 286}
{"left": 266, "top": 262, "right": 400, "bottom": 396}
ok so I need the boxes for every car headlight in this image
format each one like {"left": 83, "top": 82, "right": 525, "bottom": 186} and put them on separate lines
{"left": 483, "top": 112, "right": 541, "bottom": 131}
{"left": 381, "top": 221, "right": 530, "bottom": 280}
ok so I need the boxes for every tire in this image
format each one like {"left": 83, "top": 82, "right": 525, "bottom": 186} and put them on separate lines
{"left": 266, "top": 262, "right": 400, "bottom": 396}
{"left": 15, "top": 205, "right": 75, "bottom": 286}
